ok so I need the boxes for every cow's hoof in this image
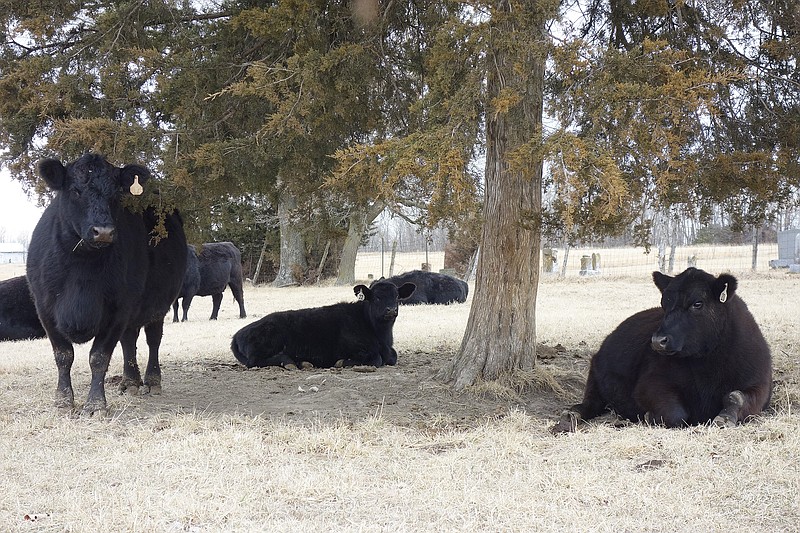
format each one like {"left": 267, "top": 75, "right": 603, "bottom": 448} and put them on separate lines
{"left": 79, "top": 402, "right": 108, "bottom": 419}
{"left": 141, "top": 384, "right": 162, "bottom": 396}
{"left": 334, "top": 359, "right": 345, "bottom": 368}
{"left": 54, "top": 389, "right": 75, "bottom": 410}
{"left": 712, "top": 414, "right": 736, "bottom": 428}
{"left": 118, "top": 379, "right": 142, "bottom": 396}
{"left": 300, "top": 361, "right": 314, "bottom": 370}
{"left": 283, "top": 363, "right": 299, "bottom": 371}
{"left": 551, "top": 411, "right": 579, "bottom": 434}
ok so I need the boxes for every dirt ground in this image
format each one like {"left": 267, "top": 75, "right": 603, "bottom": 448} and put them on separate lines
{"left": 105, "top": 345, "right": 581, "bottom": 430}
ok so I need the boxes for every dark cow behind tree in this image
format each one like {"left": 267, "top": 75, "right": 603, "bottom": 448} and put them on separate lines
{"left": 0, "top": 275, "right": 46, "bottom": 341}
{"left": 552, "top": 267, "right": 772, "bottom": 433}
{"left": 26, "top": 154, "right": 187, "bottom": 417}
{"left": 172, "top": 242, "right": 247, "bottom": 322}
{"left": 372, "top": 270, "right": 468, "bottom": 305}
{"left": 231, "top": 280, "right": 415, "bottom": 369}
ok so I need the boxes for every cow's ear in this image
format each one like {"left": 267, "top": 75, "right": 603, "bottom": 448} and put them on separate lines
{"left": 38, "top": 159, "right": 68, "bottom": 190}
{"left": 397, "top": 282, "right": 416, "bottom": 300}
{"left": 118, "top": 164, "right": 151, "bottom": 195}
{"left": 713, "top": 273, "right": 737, "bottom": 304}
{"left": 652, "top": 271, "right": 672, "bottom": 293}
{"left": 353, "top": 285, "right": 371, "bottom": 301}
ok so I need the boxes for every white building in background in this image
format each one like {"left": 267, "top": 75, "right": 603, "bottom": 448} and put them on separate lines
{"left": 0, "top": 242, "right": 26, "bottom": 264}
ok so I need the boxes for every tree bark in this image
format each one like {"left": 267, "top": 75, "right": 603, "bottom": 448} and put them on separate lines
{"left": 441, "top": 0, "right": 546, "bottom": 390}
{"left": 335, "top": 201, "right": 384, "bottom": 286}
{"left": 272, "top": 186, "right": 307, "bottom": 287}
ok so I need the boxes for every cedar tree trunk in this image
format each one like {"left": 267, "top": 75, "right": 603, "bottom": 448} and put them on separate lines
{"left": 272, "top": 186, "right": 307, "bottom": 287}
{"left": 336, "top": 201, "right": 384, "bottom": 286}
{"left": 442, "top": 0, "right": 547, "bottom": 390}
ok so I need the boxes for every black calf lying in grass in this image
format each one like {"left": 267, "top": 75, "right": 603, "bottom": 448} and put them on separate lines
{"left": 231, "top": 281, "right": 415, "bottom": 369}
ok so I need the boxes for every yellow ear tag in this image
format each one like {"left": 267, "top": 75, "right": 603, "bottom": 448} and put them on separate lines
{"left": 357, "top": 289, "right": 365, "bottom": 301}
{"left": 719, "top": 283, "right": 728, "bottom": 304}
{"left": 130, "top": 175, "right": 144, "bottom": 196}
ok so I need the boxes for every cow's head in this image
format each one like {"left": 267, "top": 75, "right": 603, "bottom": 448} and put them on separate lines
{"left": 354, "top": 281, "right": 415, "bottom": 323}
{"left": 38, "top": 154, "right": 151, "bottom": 250}
{"left": 651, "top": 267, "right": 737, "bottom": 357}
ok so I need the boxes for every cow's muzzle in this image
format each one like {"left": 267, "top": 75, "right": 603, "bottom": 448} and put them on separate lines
{"left": 88, "top": 225, "right": 115, "bottom": 247}
{"left": 651, "top": 333, "right": 677, "bottom": 355}
{"left": 383, "top": 307, "right": 399, "bottom": 320}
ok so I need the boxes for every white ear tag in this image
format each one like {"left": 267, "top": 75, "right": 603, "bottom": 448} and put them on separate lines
{"left": 357, "top": 289, "right": 365, "bottom": 301}
{"left": 130, "top": 175, "right": 143, "bottom": 196}
{"left": 719, "top": 283, "right": 728, "bottom": 304}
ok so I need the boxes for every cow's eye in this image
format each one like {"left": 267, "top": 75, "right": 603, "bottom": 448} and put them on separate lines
{"left": 691, "top": 301, "right": 703, "bottom": 310}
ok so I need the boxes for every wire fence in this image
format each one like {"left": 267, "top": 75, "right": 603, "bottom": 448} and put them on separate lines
{"left": 354, "top": 243, "right": 782, "bottom": 281}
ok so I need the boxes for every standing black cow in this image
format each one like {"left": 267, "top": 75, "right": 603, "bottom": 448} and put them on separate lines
{"left": 172, "top": 242, "right": 247, "bottom": 322}
{"left": 231, "top": 280, "right": 415, "bottom": 369}
{"left": 552, "top": 267, "right": 772, "bottom": 433}
{"left": 372, "top": 270, "right": 468, "bottom": 305}
{"left": 26, "top": 154, "right": 187, "bottom": 417}
{"left": 0, "top": 275, "right": 46, "bottom": 341}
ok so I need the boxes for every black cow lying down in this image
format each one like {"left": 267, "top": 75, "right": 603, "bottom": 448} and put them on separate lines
{"left": 372, "top": 270, "right": 468, "bottom": 305}
{"left": 231, "top": 280, "right": 415, "bottom": 369}
{"left": 0, "top": 275, "right": 46, "bottom": 341}
{"left": 552, "top": 267, "right": 772, "bottom": 433}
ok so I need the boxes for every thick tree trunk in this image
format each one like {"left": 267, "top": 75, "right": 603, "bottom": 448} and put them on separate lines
{"left": 336, "top": 202, "right": 384, "bottom": 286}
{"left": 441, "top": 1, "right": 546, "bottom": 390}
{"left": 272, "top": 187, "right": 307, "bottom": 287}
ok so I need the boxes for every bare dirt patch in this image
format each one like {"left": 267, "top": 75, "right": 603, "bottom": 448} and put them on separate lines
{"left": 107, "top": 347, "right": 581, "bottom": 430}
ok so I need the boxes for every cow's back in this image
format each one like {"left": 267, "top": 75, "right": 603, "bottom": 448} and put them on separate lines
{"left": 196, "top": 242, "right": 239, "bottom": 296}
{"left": 243, "top": 302, "right": 369, "bottom": 367}
{"left": 378, "top": 270, "right": 466, "bottom": 304}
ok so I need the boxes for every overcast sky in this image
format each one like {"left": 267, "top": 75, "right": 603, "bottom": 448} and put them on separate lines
{"left": 0, "top": 169, "right": 44, "bottom": 243}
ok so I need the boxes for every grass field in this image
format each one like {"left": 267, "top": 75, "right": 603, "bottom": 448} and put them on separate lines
{"left": 1, "top": 256, "right": 798, "bottom": 532}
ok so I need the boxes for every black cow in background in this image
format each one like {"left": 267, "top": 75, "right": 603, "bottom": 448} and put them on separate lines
{"left": 552, "top": 268, "right": 772, "bottom": 433}
{"left": 231, "top": 280, "right": 415, "bottom": 369}
{"left": 0, "top": 275, "right": 46, "bottom": 341}
{"left": 26, "top": 154, "right": 187, "bottom": 417}
{"left": 172, "top": 242, "right": 247, "bottom": 322}
{"left": 372, "top": 270, "right": 468, "bottom": 305}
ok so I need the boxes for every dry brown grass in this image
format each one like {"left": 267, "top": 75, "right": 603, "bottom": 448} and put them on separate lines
{"left": 1, "top": 258, "right": 799, "bottom": 532}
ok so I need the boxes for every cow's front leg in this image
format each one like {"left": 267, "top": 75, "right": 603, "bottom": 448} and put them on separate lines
{"left": 713, "top": 385, "right": 771, "bottom": 427}
{"left": 340, "top": 350, "right": 383, "bottom": 368}
{"left": 636, "top": 384, "right": 688, "bottom": 428}
{"left": 83, "top": 348, "right": 113, "bottom": 418}
{"left": 210, "top": 293, "right": 223, "bottom": 320}
{"left": 119, "top": 327, "right": 143, "bottom": 396}
{"left": 40, "top": 319, "right": 76, "bottom": 411}
{"left": 82, "top": 328, "right": 124, "bottom": 417}
{"left": 52, "top": 340, "right": 75, "bottom": 410}
{"left": 712, "top": 391, "right": 744, "bottom": 428}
